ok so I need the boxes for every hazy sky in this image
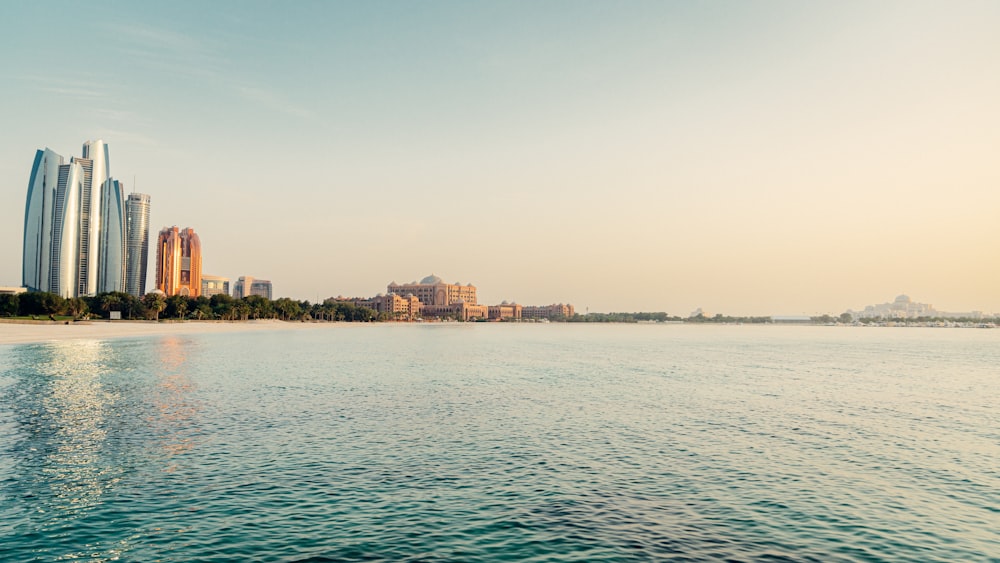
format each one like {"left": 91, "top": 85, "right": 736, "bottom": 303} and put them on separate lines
{"left": 1, "top": 1, "right": 998, "bottom": 315}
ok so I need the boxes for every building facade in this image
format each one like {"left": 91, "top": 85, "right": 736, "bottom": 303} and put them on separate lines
{"left": 344, "top": 293, "right": 422, "bottom": 320}
{"left": 125, "top": 193, "right": 151, "bottom": 296}
{"left": 234, "top": 276, "right": 272, "bottom": 299}
{"left": 76, "top": 140, "right": 112, "bottom": 296}
{"left": 421, "top": 302, "right": 489, "bottom": 321}
{"left": 387, "top": 275, "right": 478, "bottom": 307}
{"left": 97, "top": 178, "right": 127, "bottom": 294}
{"left": 22, "top": 140, "right": 126, "bottom": 298}
{"left": 488, "top": 302, "right": 523, "bottom": 321}
{"left": 201, "top": 274, "right": 230, "bottom": 298}
{"left": 522, "top": 304, "right": 575, "bottom": 320}
{"left": 386, "top": 275, "right": 485, "bottom": 320}
{"left": 155, "top": 226, "right": 202, "bottom": 297}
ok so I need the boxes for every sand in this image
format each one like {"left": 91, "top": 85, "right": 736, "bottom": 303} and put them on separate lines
{"left": 0, "top": 319, "right": 322, "bottom": 346}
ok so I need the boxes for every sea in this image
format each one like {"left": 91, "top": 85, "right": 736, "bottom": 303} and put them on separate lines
{"left": 0, "top": 324, "right": 997, "bottom": 562}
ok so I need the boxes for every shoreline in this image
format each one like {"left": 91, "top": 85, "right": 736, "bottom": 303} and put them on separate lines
{"left": 0, "top": 319, "right": 321, "bottom": 346}
{"left": 2, "top": 318, "right": 994, "bottom": 347}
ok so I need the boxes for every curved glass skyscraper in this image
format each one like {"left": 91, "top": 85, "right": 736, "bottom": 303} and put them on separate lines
{"left": 22, "top": 148, "right": 63, "bottom": 293}
{"left": 77, "top": 140, "right": 111, "bottom": 296}
{"left": 98, "top": 178, "right": 127, "bottom": 293}
{"left": 22, "top": 140, "right": 130, "bottom": 298}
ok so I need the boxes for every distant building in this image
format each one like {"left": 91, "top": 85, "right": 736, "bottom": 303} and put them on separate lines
{"left": 125, "top": 193, "right": 151, "bottom": 296}
{"left": 522, "top": 303, "right": 575, "bottom": 320}
{"left": 849, "top": 294, "right": 984, "bottom": 320}
{"left": 201, "top": 275, "right": 230, "bottom": 298}
{"left": 155, "top": 226, "right": 202, "bottom": 297}
{"left": 387, "top": 275, "right": 478, "bottom": 307}
{"left": 386, "top": 275, "right": 486, "bottom": 320}
{"left": 344, "top": 293, "right": 422, "bottom": 320}
{"left": 421, "top": 302, "right": 489, "bottom": 321}
{"left": 377, "top": 275, "right": 574, "bottom": 321}
{"left": 234, "top": 276, "right": 272, "bottom": 300}
{"left": 488, "top": 302, "right": 522, "bottom": 321}
{"left": 0, "top": 287, "right": 27, "bottom": 295}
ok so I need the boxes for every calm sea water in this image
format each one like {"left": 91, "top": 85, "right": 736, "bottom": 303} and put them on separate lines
{"left": 0, "top": 324, "right": 997, "bottom": 562}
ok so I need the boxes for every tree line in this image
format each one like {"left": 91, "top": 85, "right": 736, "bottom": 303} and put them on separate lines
{"left": 0, "top": 291, "right": 382, "bottom": 322}
{"left": 565, "top": 312, "right": 772, "bottom": 323}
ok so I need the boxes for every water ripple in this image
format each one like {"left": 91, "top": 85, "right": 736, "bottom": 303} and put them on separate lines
{"left": 1, "top": 325, "right": 998, "bottom": 561}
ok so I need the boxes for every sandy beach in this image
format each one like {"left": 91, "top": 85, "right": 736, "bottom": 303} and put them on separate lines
{"left": 0, "top": 319, "right": 320, "bottom": 346}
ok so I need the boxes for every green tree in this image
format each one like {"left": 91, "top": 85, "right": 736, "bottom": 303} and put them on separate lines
{"left": 210, "top": 293, "right": 236, "bottom": 320}
{"left": 120, "top": 293, "right": 143, "bottom": 319}
{"left": 244, "top": 295, "right": 274, "bottom": 319}
{"left": 273, "top": 297, "right": 303, "bottom": 321}
{"left": 100, "top": 293, "right": 123, "bottom": 318}
{"left": 142, "top": 293, "right": 166, "bottom": 321}
{"left": 165, "top": 295, "right": 189, "bottom": 319}
{"left": 0, "top": 294, "right": 19, "bottom": 317}
{"left": 19, "top": 292, "right": 66, "bottom": 316}
{"left": 193, "top": 302, "right": 213, "bottom": 320}
{"left": 65, "top": 297, "right": 88, "bottom": 319}
{"left": 233, "top": 300, "right": 251, "bottom": 321}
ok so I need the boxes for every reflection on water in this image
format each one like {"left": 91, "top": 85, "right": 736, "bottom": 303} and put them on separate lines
{"left": 38, "top": 341, "right": 118, "bottom": 517}
{"left": 152, "top": 337, "right": 200, "bottom": 466}
{"left": 0, "top": 336, "right": 203, "bottom": 562}
{"left": 0, "top": 340, "right": 125, "bottom": 560}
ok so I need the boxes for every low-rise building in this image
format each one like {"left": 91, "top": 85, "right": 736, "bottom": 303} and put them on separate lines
{"left": 201, "top": 275, "right": 230, "bottom": 298}
{"left": 522, "top": 303, "right": 575, "bottom": 320}
{"left": 421, "top": 301, "right": 489, "bottom": 321}
{"left": 488, "top": 302, "right": 522, "bottom": 321}
{"left": 234, "top": 276, "right": 272, "bottom": 300}
{"left": 351, "top": 293, "right": 422, "bottom": 320}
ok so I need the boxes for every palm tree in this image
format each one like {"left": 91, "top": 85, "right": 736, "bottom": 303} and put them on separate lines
{"left": 65, "top": 297, "right": 88, "bottom": 319}
{"left": 101, "top": 293, "right": 122, "bottom": 319}
{"left": 142, "top": 293, "right": 166, "bottom": 321}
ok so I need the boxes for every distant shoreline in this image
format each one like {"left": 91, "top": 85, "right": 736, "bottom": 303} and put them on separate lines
{"left": 1, "top": 318, "right": 995, "bottom": 347}
{"left": 0, "top": 318, "right": 321, "bottom": 346}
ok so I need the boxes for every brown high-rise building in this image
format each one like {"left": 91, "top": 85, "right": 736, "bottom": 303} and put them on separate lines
{"left": 155, "top": 226, "right": 202, "bottom": 297}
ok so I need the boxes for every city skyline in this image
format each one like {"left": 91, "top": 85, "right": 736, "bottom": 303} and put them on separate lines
{"left": 21, "top": 140, "right": 128, "bottom": 298}
{"left": 1, "top": 2, "right": 998, "bottom": 315}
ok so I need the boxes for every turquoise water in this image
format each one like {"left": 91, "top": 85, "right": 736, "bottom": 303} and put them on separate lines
{"left": 1, "top": 324, "right": 997, "bottom": 562}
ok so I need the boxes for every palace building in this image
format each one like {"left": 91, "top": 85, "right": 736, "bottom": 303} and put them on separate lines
{"left": 387, "top": 275, "right": 486, "bottom": 320}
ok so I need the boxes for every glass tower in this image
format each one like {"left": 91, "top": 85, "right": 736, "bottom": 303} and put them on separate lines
{"left": 125, "top": 193, "right": 151, "bottom": 296}
{"left": 22, "top": 140, "right": 128, "bottom": 298}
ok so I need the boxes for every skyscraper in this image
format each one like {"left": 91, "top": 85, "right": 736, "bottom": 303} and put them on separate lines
{"left": 48, "top": 158, "right": 84, "bottom": 297}
{"left": 98, "top": 178, "right": 126, "bottom": 293}
{"left": 125, "top": 193, "right": 151, "bottom": 296}
{"left": 23, "top": 148, "right": 65, "bottom": 294}
{"left": 22, "top": 140, "right": 126, "bottom": 298}
{"left": 75, "top": 140, "right": 111, "bottom": 296}
{"left": 156, "top": 226, "right": 202, "bottom": 297}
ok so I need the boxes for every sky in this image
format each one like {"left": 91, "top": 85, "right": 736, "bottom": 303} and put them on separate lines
{"left": 1, "top": 1, "right": 998, "bottom": 315}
